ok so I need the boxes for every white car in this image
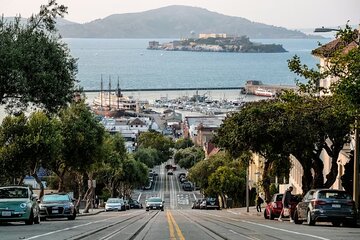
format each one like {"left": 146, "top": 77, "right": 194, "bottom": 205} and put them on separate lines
{"left": 105, "top": 198, "right": 125, "bottom": 211}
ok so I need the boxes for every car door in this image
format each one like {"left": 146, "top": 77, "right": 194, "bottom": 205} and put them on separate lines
{"left": 297, "top": 190, "right": 315, "bottom": 219}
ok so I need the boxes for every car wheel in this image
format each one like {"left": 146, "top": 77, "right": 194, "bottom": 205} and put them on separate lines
{"left": 161, "top": 207, "right": 164, "bottom": 211}
{"left": 25, "top": 210, "right": 34, "bottom": 225}
{"left": 293, "top": 210, "right": 303, "bottom": 224}
{"left": 306, "top": 211, "right": 315, "bottom": 226}
{"left": 264, "top": 209, "right": 269, "bottom": 219}
{"left": 269, "top": 209, "right": 275, "bottom": 220}
{"left": 332, "top": 221, "right": 341, "bottom": 227}
{"left": 146, "top": 208, "right": 149, "bottom": 211}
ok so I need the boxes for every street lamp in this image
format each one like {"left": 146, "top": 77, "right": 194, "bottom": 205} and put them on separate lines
{"left": 314, "top": 26, "right": 360, "bottom": 210}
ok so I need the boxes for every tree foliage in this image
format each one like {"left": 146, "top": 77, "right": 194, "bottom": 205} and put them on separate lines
{"left": 137, "top": 131, "right": 174, "bottom": 163}
{"left": 0, "top": 0, "right": 78, "bottom": 113}
{"left": 173, "top": 146, "right": 204, "bottom": 169}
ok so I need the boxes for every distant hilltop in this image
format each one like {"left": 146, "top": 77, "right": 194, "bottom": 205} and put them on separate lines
{"left": 148, "top": 35, "right": 287, "bottom": 53}
{"left": 53, "top": 5, "right": 319, "bottom": 39}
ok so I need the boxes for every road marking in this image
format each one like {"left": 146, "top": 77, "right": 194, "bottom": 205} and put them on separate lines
{"left": 24, "top": 213, "right": 136, "bottom": 240}
{"left": 167, "top": 210, "right": 185, "bottom": 240}
{"left": 200, "top": 211, "right": 330, "bottom": 240}
{"left": 166, "top": 210, "right": 176, "bottom": 239}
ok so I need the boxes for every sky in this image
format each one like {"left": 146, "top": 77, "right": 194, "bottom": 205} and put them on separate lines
{"left": 1, "top": 0, "right": 359, "bottom": 30}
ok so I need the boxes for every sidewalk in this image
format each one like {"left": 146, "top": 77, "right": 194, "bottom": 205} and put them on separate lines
{"left": 226, "top": 206, "right": 264, "bottom": 217}
{"left": 77, "top": 208, "right": 105, "bottom": 217}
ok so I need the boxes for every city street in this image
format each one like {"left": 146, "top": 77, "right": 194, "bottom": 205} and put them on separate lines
{"left": 1, "top": 163, "right": 359, "bottom": 240}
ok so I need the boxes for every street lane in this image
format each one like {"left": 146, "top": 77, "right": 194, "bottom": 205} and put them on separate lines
{"left": 1, "top": 164, "right": 359, "bottom": 240}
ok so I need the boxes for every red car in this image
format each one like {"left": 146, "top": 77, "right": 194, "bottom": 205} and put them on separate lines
{"left": 264, "top": 193, "right": 300, "bottom": 220}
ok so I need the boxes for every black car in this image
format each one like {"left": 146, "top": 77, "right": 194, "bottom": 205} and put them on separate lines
{"left": 200, "top": 197, "right": 220, "bottom": 210}
{"left": 293, "top": 189, "right": 357, "bottom": 227}
{"left": 129, "top": 199, "right": 143, "bottom": 209}
{"left": 39, "top": 193, "right": 76, "bottom": 221}
{"left": 182, "top": 181, "right": 194, "bottom": 191}
{"left": 145, "top": 197, "right": 164, "bottom": 211}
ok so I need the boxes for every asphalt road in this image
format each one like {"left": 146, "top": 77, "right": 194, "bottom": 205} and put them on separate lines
{"left": 1, "top": 162, "right": 360, "bottom": 240}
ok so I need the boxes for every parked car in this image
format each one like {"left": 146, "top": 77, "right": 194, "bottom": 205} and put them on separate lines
{"left": 145, "top": 197, "right": 164, "bottom": 211}
{"left": 105, "top": 198, "right": 126, "bottom": 211}
{"left": 167, "top": 170, "right": 174, "bottom": 175}
{"left": 38, "top": 193, "right": 76, "bottom": 221}
{"left": 129, "top": 199, "right": 143, "bottom": 209}
{"left": 192, "top": 198, "right": 204, "bottom": 209}
{"left": 0, "top": 186, "right": 40, "bottom": 225}
{"left": 123, "top": 199, "right": 131, "bottom": 210}
{"left": 293, "top": 189, "right": 357, "bottom": 227}
{"left": 178, "top": 173, "right": 186, "bottom": 180}
{"left": 264, "top": 193, "right": 300, "bottom": 220}
{"left": 182, "top": 181, "right": 194, "bottom": 191}
{"left": 200, "top": 197, "right": 220, "bottom": 210}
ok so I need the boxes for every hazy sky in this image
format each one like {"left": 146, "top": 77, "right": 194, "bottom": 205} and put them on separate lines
{"left": 1, "top": 0, "right": 359, "bottom": 29}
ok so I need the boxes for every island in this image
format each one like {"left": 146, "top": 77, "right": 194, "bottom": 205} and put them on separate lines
{"left": 148, "top": 34, "right": 287, "bottom": 53}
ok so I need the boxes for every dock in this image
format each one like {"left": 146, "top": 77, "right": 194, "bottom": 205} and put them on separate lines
{"left": 245, "top": 80, "right": 298, "bottom": 95}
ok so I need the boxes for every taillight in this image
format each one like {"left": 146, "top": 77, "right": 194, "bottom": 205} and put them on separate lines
{"left": 313, "top": 200, "right": 326, "bottom": 206}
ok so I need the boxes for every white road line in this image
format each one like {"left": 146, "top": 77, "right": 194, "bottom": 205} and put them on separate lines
{"left": 24, "top": 213, "right": 137, "bottom": 240}
{"left": 201, "top": 211, "right": 330, "bottom": 240}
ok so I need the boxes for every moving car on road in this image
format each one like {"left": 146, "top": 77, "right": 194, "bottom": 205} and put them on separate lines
{"left": 0, "top": 186, "right": 40, "bottom": 225}
{"left": 39, "top": 193, "right": 76, "bottom": 221}
{"left": 293, "top": 189, "right": 357, "bottom": 227}
{"left": 192, "top": 198, "right": 204, "bottom": 209}
{"left": 129, "top": 199, "right": 143, "bottom": 209}
{"left": 145, "top": 197, "right": 164, "bottom": 211}
{"left": 105, "top": 198, "right": 126, "bottom": 211}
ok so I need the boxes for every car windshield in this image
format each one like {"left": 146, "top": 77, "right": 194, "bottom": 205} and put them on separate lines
{"left": 318, "top": 191, "right": 352, "bottom": 200}
{"left": 148, "top": 197, "right": 162, "bottom": 202}
{"left": 107, "top": 198, "right": 121, "bottom": 203}
{"left": 0, "top": 188, "right": 28, "bottom": 199}
{"left": 42, "top": 194, "right": 70, "bottom": 202}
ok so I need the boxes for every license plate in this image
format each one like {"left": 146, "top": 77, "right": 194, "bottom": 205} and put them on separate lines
{"left": 332, "top": 204, "right": 341, "bottom": 208}
{"left": 52, "top": 210, "right": 59, "bottom": 214}
{"left": 1, "top": 211, "right": 11, "bottom": 217}
{"left": 153, "top": 207, "right": 157, "bottom": 209}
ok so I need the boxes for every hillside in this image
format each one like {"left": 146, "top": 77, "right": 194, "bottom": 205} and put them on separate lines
{"left": 57, "top": 5, "right": 315, "bottom": 39}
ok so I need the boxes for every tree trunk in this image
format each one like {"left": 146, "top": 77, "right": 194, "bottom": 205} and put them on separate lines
{"left": 261, "top": 161, "right": 271, "bottom": 201}
{"left": 312, "top": 157, "right": 324, "bottom": 189}
{"left": 301, "top": 165, "right": 313, "bottom": 194}
{"left": 32, "top": 173, "right": 44, "bottom": 199}
{"left": 324, "top": 143, "right": 343, "bottom": 188}
{"left": 74, "top": 174, "right": 84, "bottom": 212}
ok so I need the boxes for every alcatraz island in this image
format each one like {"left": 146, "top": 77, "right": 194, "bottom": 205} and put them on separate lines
{"left": 148, "top": 33, "right": 287, "bottom": 53}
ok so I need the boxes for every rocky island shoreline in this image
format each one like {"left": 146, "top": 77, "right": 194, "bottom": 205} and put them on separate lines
{"left": 148, "top": 35, "right": 287, "bottom": 53}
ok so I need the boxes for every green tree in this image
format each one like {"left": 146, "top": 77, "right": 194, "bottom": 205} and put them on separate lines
{"left": 0, "top": 0, "right": 78, "bottom": 114}
{"left": 137, "top": 131, "right": 174, "bottom": 164}
{"left": 174, "top": 137, "right": 194, "bottom": 149}
{"left": 133, "top": 147, "right": 159, "bottom": 168}
{"left": 174, "top": 146, "right": 204, "bottom": 169}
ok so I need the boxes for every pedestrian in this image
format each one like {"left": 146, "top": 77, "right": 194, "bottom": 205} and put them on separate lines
{"left": 256, "top": 195, "right": 264, "bottom": 212}
{"left": 278, "top": 185, "right": 293, "bottom": 222}
{"left": 95, "top": 195, "right": 99, "bottom": 208}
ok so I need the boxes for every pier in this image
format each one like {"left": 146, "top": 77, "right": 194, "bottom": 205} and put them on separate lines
{"left": 83, "top": 87, "right": 246, "bottom": 93}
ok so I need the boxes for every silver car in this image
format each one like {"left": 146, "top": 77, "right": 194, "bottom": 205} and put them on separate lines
{"left": 145, "top": 197, "right": 164, "bottom": 211}
{"left": 105, "top": 198, "right": 125, "bottom": 211}
{"left": 293, "top": 189, "right": 357, "bottom": 227}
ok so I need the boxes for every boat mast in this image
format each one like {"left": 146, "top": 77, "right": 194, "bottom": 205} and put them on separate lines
{"left": 100, "top": 75, "right": 103, "bottom": 108}
{"left": 108, "top": 76, "right": 111, "bottom": 110}
{"left": 117, "top": 76, "right": 120, "bottom": 110}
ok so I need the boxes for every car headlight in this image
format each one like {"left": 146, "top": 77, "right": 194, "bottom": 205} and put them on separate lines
{"left": 20, "top": 203, "right": 27, "bottom": 209}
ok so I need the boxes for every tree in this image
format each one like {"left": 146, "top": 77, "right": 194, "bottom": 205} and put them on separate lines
{"left": 174, "top": 146, "right": 204, "bottom": 169}
{"left": 58, "top": 101, "right": 105, "bottom": 211}
{"left": 174, "top": 137, "right": 194, "bottom": 149}
{"left": 137, "top": 131, "right": 174, "bottom": 164}
{"left": 0, "top": 0, "right": 78, "bottom": 114}
{"left": 214, "top": 100, "right": 292, "bottom": 200}
{"left": 133, "top": 147, "right": 158, "bottom": 168}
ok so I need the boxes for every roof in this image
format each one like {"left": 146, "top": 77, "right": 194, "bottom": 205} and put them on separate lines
{"left": 312, "top": 37, "right": 358, "bottom": 58}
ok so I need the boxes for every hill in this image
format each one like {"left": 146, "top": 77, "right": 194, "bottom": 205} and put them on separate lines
{"left": 57, "top": 5, "right": 315, "bottom": 39}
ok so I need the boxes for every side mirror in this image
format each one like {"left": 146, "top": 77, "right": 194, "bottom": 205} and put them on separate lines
{"left": 163, "top": 201, "right": 165, "bottom": 204}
